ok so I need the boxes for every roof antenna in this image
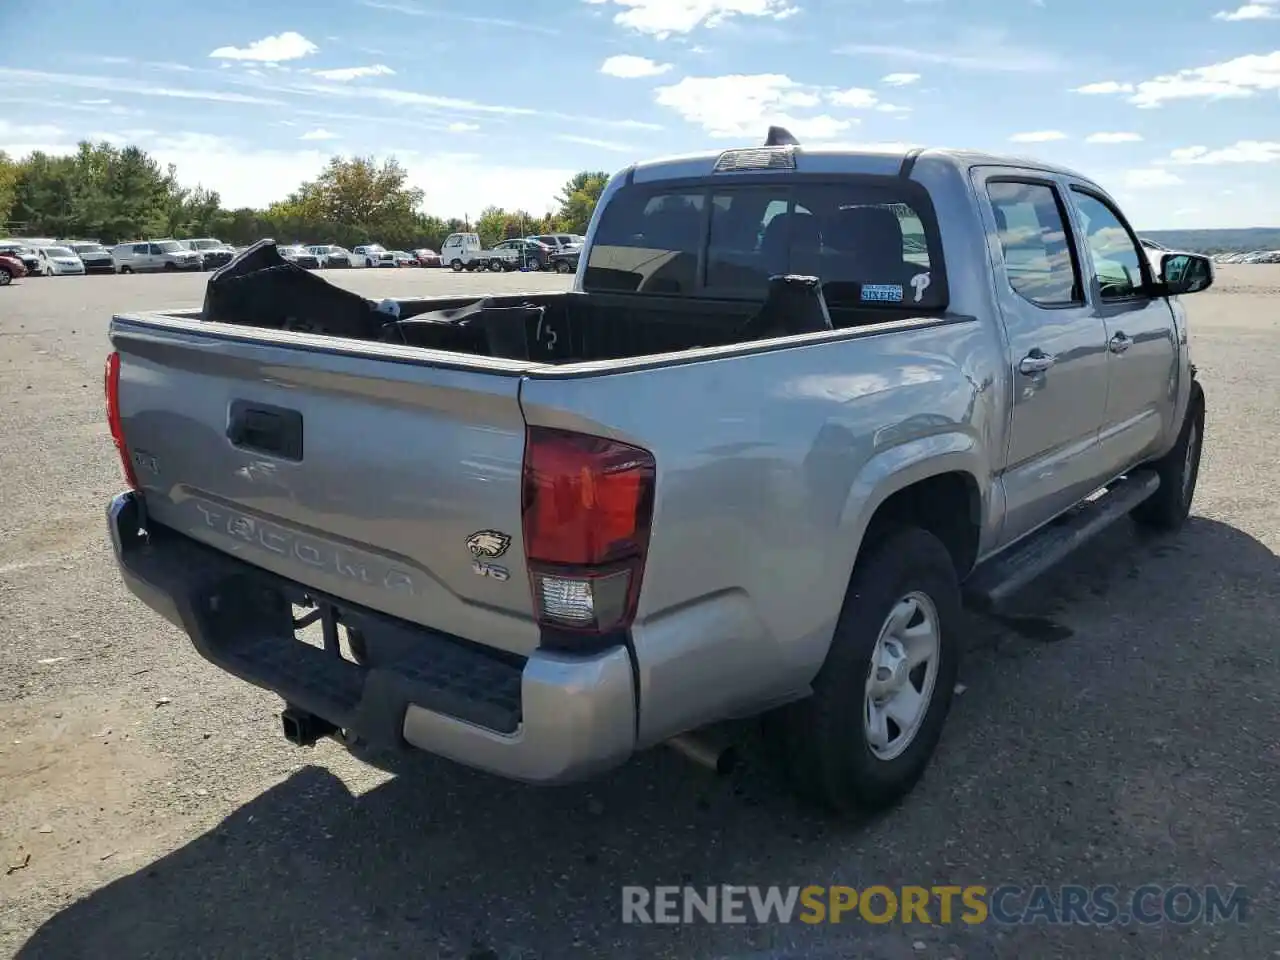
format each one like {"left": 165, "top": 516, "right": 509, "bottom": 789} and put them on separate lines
{"left": 764, "top": 125, "right": 799, "bottom": 147}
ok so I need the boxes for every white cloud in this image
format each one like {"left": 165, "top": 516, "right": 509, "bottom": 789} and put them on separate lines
{"left": 654, "top": 73, "right": 853, "bottom": 139}
{"left": 876, "top": 103, "right": 911, "bottom": 114}
{"left": 1123, "top": 168, "right": 1184, "bottom": 189}
{"left": 299, "top": 128, "right": 338, "bottom": 140}
{"left": 1010, "top": 130, "right": 1068, "bottom": 142}
{"left": 80, "top": 98, "right": 112, "bottom": 105}
{"left": 600, "top": 55, "right": 673, "bottom": 78}
{"left": 1133, "top": 51, "right": 1280, "bottom": 106}
{"left": 588, "top": 0, "right": 799, "bottom": 38}
{"left": 1168, "top": 140, "right": 1280, "bottom": 164}
{"left": 221, "top": 70, "right": 663, "bottom": 130}
{"left": 0, "top": 120, "right": 69, "bottom": 143}
{"left": 828, "top": 87, "right": 878, "bottom": 108}
{"left": 1213, "top": 1, "right": 1279, "bottom": 20}
{"left": 311, "top": 64, "right": 395, "bottom": 81}
{"left": 447, "top": 121, "right": 480, "bottom": 132}
{"left": 1086, "top": 131, "right": 1143, "bottom": 143}
{"left": 838, "top": 28, "right": 1062, "bottom": 73}
{"left": 881, "top": 72, "right": 921, "bottom": 85}
{"left": 1072, "top": 80, "right": 1135, "bottom": 94}
{"left": 209, "top": 32, "right": 319, "bottom": 63}
{"left": 1075, "top": 51, "right": 1280, "bottom": 107}
{"left": 558, "top": 134, "right": 637, "bottom": 152}
{"left": 360, "top": 1, "right": 561, "bottom": 35}
{"left": 0, "top": 67, "right": 285, "bottom": 105}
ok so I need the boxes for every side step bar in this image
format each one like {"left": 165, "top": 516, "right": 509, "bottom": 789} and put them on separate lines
{"left": 964, "top": 470, "right": 1160, "bottom": 613}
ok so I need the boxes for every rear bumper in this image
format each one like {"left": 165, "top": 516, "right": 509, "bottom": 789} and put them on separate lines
{"left": 107, "top": 492, "right": 637, "bottom": 783}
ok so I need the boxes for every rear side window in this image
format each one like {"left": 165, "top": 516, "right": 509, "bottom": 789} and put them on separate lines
{"left": 987, "top": 181, "right": 1082, "bottom": 306}
{"left": 584, "top": 179, "right": 945, "bottom": 309}
{"left": 133, "top": 244, "right": 148, "bottom": 255}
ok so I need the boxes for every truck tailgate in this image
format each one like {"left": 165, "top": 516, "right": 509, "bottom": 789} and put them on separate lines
{"left": 111, "top": 315, "right": 541, "bottom": 657}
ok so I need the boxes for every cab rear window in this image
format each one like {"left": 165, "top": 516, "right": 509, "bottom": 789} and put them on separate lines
{"left": 584, "top": 177, "right": 946, "bottom": 310}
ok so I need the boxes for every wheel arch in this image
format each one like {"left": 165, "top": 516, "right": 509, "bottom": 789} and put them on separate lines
{"left": 838, "top": 437, "right": 990, "bottom": 584}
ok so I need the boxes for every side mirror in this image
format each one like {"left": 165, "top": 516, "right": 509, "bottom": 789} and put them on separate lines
{"left": 1160, "top": 252, "right": 1214, "bottom": 296}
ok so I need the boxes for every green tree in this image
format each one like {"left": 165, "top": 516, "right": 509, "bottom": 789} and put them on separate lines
{"left": 10, "top": 153, "right": 76, "bottom": 237}
{"left": 0, "top": 138, "right": 614, "bottom": 251}
{"left": 0, "top": 152, "right": 22, "bottom": 229}
{"left": 19, "top": 142, "right": 181, "bottom": 241}
{"left": 475, "top": 205, "right": 511, "bottom": 248}
{"left": 274, "top": 155, "right": 425, "bottom": 247}
{"left": 554, "top": 170, "right": 610, "bottom": 234}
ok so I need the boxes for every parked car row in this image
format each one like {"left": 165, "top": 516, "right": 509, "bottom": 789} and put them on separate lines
{"left": 0, "top": 231, "right": 587, "bottom": 284}
{"left": 0, "top": 236, "right": 238, "bottom": 278}
{"left": 1213, "top": 249, "right": 1280, "bottom": 264}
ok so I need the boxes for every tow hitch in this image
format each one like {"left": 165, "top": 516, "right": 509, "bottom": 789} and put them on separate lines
{"left": 280, "top": 705, "right": 339, "bottom": 747}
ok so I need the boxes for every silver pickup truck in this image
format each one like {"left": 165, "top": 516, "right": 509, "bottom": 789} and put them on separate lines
{"left": 104, "top": 129, "right": 1213, "bottom": 815}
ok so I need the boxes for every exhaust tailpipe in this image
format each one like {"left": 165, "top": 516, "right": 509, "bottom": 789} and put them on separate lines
{"left": 667, "top": 732, "right": 738, "bottom": 776}
{"left": 281, "top": 706, "right": 338, "bottom": 747}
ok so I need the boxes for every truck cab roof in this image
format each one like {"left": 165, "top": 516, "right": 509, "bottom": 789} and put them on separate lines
{"left": 625, "top": 141, "right": 1095, "bottom": 190}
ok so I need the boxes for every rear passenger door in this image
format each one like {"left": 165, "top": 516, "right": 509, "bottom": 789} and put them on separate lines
{"left": 1063, "top": 185, "right": 1179, "bottom": 473}
{"left": 976, "top": 170, "right": 1113, "bottom": 544}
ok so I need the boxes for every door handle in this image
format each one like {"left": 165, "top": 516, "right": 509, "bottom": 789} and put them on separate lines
{"left": 1019, "top": 351, "right": 1056, "bottom": 375}
{"left": 1109, "top": 332, "right": 1132, "bottom": 354}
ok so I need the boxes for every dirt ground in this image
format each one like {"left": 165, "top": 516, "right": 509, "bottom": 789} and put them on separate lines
{"left": 1, "top": 266, "right": 1277, "bottom": 960}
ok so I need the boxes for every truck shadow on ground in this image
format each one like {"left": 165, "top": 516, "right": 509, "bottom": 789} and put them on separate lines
{"left": 15, "top": 517, "right": 1279, "bottom": 960}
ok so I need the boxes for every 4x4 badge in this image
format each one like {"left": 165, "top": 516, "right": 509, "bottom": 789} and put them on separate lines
{"left": 466, "top": 530, "right": 512, "bottom": 559}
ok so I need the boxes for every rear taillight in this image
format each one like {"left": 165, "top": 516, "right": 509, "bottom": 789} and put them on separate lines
{"left": 522, "top": 426, "right": 656, "bottom": 639}
{"left": 104, "top": 351, "right": 139, "bottom": 490}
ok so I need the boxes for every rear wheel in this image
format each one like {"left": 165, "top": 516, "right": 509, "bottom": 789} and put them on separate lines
{"left": 1131, "top": 382, "right": 1205, "bottom": 531}
{"left": 766, "top": 527, "right": 960, "bottom": 815}
{"left": 0, "top": 269, "right": 12, "bottom": 286}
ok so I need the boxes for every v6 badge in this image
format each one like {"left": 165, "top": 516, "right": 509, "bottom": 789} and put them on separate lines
{"left": 472, "top": 560, "right": 510, "bottom": 582}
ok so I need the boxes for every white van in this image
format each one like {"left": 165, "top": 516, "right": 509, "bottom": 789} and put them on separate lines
{"left": 111, "top": 240, "right": 203, "bottom": 273}
{"left": 34, "top": 246, "right": 85, "bottom": 276}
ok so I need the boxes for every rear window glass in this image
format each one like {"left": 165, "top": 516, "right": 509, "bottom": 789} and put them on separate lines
{"left": 586, "top": 191, "right": 704, "bottom": 295}
{"left": 584, "top": 179, "right": 944, "bottom": 309}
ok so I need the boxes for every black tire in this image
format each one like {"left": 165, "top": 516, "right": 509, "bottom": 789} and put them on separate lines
{"left": 1131, "top": 382, "right": 1205, "bottom": 531}
{"left": 0, "top": 268, "right": 11, "bottom": 286}
{"left": 450, "top": 259, "right": 463, "bottom": 272}
{"left": 555, "top": 259, "right": 573, "bottom": 274}
{"left": 766, "top": 527, "right": 961, "bottom": 815}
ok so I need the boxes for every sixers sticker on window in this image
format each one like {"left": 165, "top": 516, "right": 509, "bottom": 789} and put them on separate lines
{"left": 861, "top": 283, "right": 904, "bottom": 303}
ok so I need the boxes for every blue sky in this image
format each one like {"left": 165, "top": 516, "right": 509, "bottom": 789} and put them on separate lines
{"left": 1, "top": 0, "right": 1277, "bottom": 228}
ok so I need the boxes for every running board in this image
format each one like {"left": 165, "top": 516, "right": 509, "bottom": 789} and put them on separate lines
{"left": 964, "top": 470, "right": 1161, "bottom": 613}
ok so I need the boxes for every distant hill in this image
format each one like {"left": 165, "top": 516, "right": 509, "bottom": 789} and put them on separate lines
{"left": 1139, "top": 227, "right": 1280, "bottom": 255}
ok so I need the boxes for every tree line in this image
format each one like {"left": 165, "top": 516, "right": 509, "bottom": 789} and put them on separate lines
{"left": 0, "top": 141, "right": 611, "bottom": 251}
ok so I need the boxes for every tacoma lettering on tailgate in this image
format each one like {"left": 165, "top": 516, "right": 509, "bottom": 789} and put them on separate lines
{"left": 191, "top": 500, "right": 417, "bottom": 594}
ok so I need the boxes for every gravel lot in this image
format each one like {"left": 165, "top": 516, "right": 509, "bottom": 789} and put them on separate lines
{"left": 1, "top": 267, "right": 1277, "bottom": 960}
